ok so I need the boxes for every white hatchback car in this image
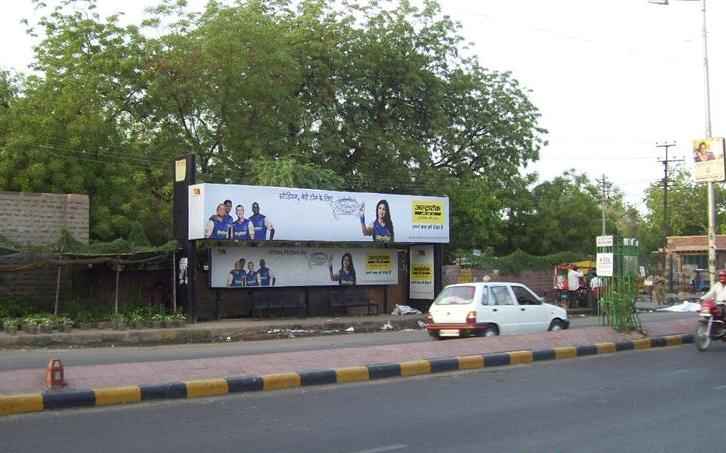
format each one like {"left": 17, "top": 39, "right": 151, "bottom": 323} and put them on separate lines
{"left": 426, "top": 282, "right": 569, "bottom": 339}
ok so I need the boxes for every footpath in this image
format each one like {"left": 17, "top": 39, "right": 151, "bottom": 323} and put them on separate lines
{"left": 0, "top": 301, "right": 699, "bottom": 416}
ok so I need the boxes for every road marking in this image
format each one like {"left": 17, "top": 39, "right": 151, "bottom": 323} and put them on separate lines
{"left": 349, "top": 444, "right": 408, "bottom": 453}
{"left": 662, "top": 369, "right": 691, "bottom": 376}
{"left": 714, "top": 385, "right": 726, "bottom": 390}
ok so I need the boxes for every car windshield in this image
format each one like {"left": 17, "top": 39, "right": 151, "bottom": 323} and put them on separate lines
{"left": 433, "top": 286, "right": 475, "bottom": 305}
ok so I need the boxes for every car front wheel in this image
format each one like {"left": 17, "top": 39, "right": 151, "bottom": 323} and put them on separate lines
{"left": 483, "top": 326, "right": 498, "bottom": 337}
{"left": 548, "top": 319, "right": 566, "bottom": 331}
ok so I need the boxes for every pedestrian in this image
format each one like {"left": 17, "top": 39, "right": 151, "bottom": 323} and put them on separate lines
{"left": 567, "top": 265, "right": 584, "bottom": 308}
{"left": 589, "top": 271, "right": 602, "bottom": 303}
{"left": 653, "top": 272, "right": 666, "bottom": 305}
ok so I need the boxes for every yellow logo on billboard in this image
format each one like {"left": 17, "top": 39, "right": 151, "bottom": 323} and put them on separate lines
{"left": 366, "top": 253, "right": 393, "bottom": 271}
{"left": 411, "top": 264, "right": 432, "bottom": 282}
{"left": 412, "top": 200, "right": 444, "bottom": 224}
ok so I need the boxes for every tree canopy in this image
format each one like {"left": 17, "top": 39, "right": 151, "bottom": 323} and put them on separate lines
{"left": 9, "top": 0, "right": 672, "bottom": 259}
{"left": 0, "top": 0, "right": 547, "bottom": 250}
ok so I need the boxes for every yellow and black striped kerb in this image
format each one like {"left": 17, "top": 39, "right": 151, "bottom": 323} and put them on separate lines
{"left": 0, "top": 334, "right": 694, "bottom": 416}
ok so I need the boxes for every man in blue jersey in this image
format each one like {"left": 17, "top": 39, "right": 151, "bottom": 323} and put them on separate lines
{"left": 205, "top": 203, "right": 234, "bottom": 239}
{"left": 250, "top": 202, "right": 275, "bottom": 240}
{"left": 223, "top": 200, "right": 234, "bottom": 223}
{"left": 232, "top": 205, "right": 255, "bottom": 241}
{"left": 226, "top": 259, "right": 246, "bottom": 287}
{"left": 245, "top": 260, "right": 261, "bottom": 287}
{"left": 258, "top": 259, "right": 276, "bottom": 286}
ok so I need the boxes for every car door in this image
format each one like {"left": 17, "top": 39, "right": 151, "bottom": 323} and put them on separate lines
{"left": 511, "top": 284, "right": 549, "bottom": 332}
{"left": 484, "top": 284, "right": 520, "bottom": 334}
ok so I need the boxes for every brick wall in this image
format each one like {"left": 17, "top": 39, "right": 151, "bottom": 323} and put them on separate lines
{"left": 444, "top": 265, "right": 556, "bottom": 302}
{"left": 0, "top": 191, "right": 89, "bottom": 245}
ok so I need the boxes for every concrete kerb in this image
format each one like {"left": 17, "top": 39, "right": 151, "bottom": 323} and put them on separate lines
{"left": 0, "top": 333, "right": 694, "bottom": 416}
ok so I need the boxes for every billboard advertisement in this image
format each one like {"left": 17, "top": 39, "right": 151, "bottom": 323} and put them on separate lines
{"left": 693, "top": 137, "right": 726, "bottom": 183}
{"left": 210, "top": 246, "right": 398, "bottom": 288}
{"left": 188, "top": 184, "right": 449, "bottom": 244}
{"left": 409, "top": 245, "right": 435, "bottom": 300}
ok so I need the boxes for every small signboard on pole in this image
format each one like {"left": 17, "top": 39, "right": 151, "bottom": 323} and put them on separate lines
{"left": 597, "top": 253, "right": 614, "bottom": 277}
{"left": 596, "top": 235, "right": 614, "bottom": 247}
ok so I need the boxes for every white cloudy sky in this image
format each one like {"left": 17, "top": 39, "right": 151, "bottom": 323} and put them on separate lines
{"left": 1, "top": 0, "right": 724, "bottom": 211}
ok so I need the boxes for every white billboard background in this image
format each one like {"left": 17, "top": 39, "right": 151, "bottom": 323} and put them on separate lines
{"left": 210, "top": 246, "right": 398, "bottom": 288}
{"left": 409, "top": 244, "right": 435, "bottom": 300}
{"left": 189, "top": 184, "right": 449, "bottom": 243}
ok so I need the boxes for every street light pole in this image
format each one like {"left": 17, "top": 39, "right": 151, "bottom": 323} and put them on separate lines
{"left": 650, "top": 0, "right": 715, "bottom": 282}
{"left": 700, "top": 0, "right": 717, "bottom": 284}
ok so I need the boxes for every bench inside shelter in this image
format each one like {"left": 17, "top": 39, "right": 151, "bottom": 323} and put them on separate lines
{"left": 253, "top": 290, "right": 307, "bottom": 317}
{"left": 329, "top": 287, "right": 379, "bottom": 315}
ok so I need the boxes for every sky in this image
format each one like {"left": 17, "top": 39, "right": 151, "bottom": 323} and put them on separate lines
{"left": 1, "top": 0, "right": 724, "bottom": 211}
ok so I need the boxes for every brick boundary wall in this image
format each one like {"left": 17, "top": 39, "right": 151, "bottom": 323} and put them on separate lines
{"left": 0, "top": 191, "right": 89, "bottom": 245}
{"left": 444, "top": 265, "right": 555, "bottom": 301}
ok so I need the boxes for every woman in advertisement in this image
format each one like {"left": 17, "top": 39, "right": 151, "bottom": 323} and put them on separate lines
{"left": 359, "top": 199, "right": 394, "bottom": 242}
{"left": 205, "top": 203, "right": 234, "bottom": 239}
{"left": 694, "top": 141, "right": 715, "bottom": 162}
{"left": 329, "top": 253, "right": 356, "bottom": 285}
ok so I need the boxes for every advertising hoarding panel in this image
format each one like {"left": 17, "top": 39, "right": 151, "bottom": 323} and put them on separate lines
{"left": 693, "top": 137, "right": 726, "bottom": 183}
{"left": 188, "top": 184, "right": 449, "bottom": 243}
{"left": 409, "top": 245, "right": 435, "bottom": 300}
{"left": 210, "top": 246, "right": 398, "bottom": 288}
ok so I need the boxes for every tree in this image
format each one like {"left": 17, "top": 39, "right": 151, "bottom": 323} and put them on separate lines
{"left": 0, "top": 0, "right": 170, "bottom": 243}
{"left": 639, "top": 166, "right": 726, "bottom": 254}
{"left": 503, "top": 171, "right": 610, "bottom": 256}
{"left": 1, "top": 0, "right": 547, "bottom": 251}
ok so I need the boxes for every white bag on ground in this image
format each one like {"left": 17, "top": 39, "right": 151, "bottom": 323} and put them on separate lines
{"left": 390, "top": 304, "right": 422, "bottom": 315}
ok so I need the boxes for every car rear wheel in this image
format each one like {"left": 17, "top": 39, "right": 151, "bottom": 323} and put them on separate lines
{"left": 548, "top": 319, "right": 566, "bottom": 331}
{"left": 483, "top": 326, "right": 498, "bottom": 337}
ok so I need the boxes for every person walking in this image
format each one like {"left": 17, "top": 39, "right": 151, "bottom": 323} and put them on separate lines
{"left": 653, "top": 272, "right": 667, "bottom": 305}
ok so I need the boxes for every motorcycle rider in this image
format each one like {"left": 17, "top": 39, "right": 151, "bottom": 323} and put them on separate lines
{"left": 700, "top": 270, "right": 726, "bottom": 302}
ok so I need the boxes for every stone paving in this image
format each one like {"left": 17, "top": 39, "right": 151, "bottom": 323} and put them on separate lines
{"left": 0, "top": 316, "right": 697, "bottom": 396}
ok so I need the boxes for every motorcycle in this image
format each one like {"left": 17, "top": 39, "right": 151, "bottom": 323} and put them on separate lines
{"left": 695, "top": 298, "right": 726, "bottom": 352}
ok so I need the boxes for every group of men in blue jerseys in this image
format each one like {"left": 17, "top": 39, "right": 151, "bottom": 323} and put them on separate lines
{"left": 205, "top": 199, "right": 275, "bottom": 241}
{"left": 227, "top": 258, "right": 276, "bottom": 287}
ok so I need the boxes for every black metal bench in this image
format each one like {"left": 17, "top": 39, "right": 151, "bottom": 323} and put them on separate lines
{"left": 253, "top": 291, "right": 306, "bottom": 317}
{"left": 329, "top": 287, "right": 379, "bottom": 315}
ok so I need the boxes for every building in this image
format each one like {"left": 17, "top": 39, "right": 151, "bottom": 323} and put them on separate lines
{"left": 665, "top": 235, "right": 726, "bottom": 292}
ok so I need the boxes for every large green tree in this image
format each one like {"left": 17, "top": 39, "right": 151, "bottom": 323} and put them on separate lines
{"left": 501, "top": 171, "right": 634, "bottom": 256}
{"left": 1, "top": 0, "right": 546, "bottom": 250}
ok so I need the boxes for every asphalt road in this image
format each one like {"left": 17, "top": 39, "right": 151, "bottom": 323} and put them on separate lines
{"left": 1, "top": 342, "right": 723, "bottom": 452}
{"left": 0, "top": 311, "right": 696, "bottom": 371}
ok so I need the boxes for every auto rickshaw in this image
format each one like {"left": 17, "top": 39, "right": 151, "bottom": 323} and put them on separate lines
{"left": 692, "top": 268, "right": 710, "bottom": 292}
{"left": 553, "top": 261, "right": 595, "bottom": 308}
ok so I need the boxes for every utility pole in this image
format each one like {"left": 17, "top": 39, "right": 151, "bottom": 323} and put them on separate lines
{"left": 656, "top": 142, "right": 684, "bottom": 241}
{"left": 596, "top": 174, "right": 612, "bottom": 235}
{"left": 657, "top": 142, "right": 684, "bottom": 293}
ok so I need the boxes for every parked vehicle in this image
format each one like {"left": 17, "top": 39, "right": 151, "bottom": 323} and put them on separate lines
{"left": 694, "top": 298, "right": 726, "bottom": 351}
{"left": 426, "top": 282, "right": 569, "bottom": 339}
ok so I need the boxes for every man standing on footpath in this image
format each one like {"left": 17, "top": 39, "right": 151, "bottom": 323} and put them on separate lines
{"left": 653, "top": 272, "right": 667, "bottom": 305}
{"left": 567, "top": 265, "right": 583, "bottom": 308}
